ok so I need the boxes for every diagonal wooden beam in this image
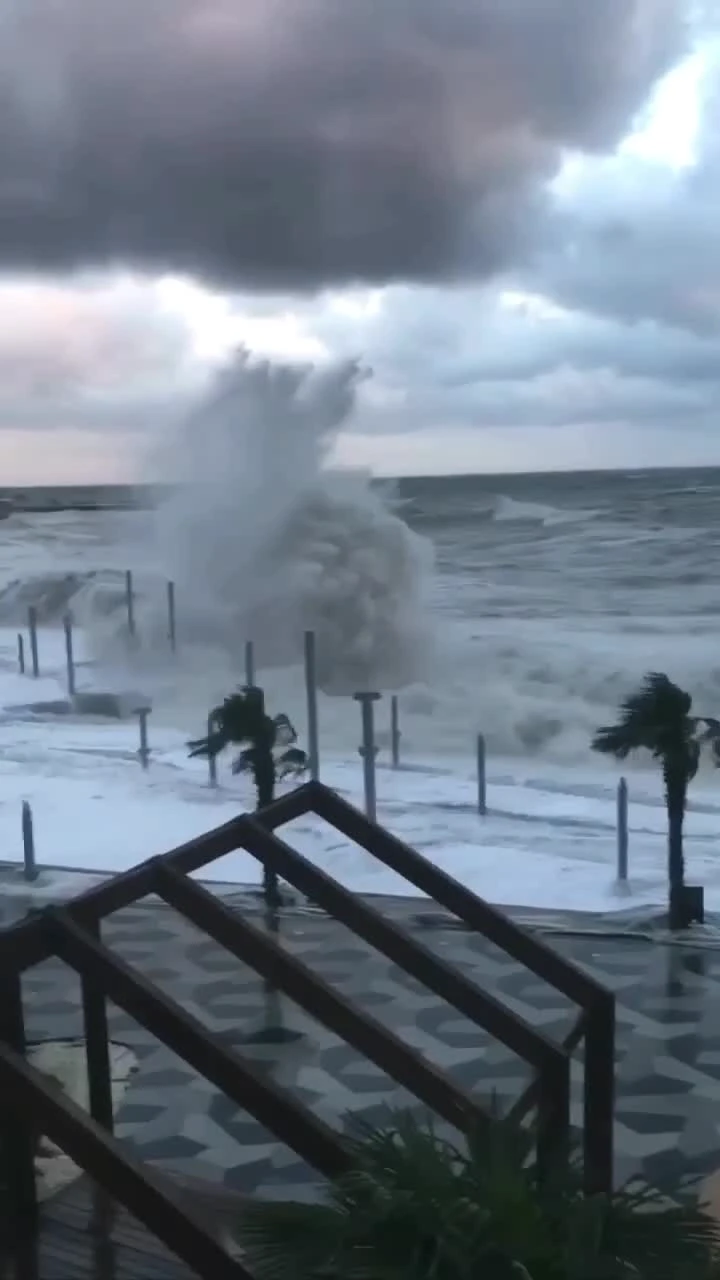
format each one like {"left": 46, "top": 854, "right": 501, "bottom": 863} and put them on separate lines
{"left": 154, "top": 863, "right": 490, "bottom": 1136}
{"left": 296, "top": 781, "right": 608, "bottom": 1008}
{"left": 181, "top": 817, "right": 567, "bottom": 1079}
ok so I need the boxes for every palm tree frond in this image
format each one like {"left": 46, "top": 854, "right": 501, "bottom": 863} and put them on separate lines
{"left": 276, "top": 746, "right": 308, "bottom": 780}
{"left": 272, "top": 714, "right": 298, "bottom": 748}
{"left": 694, "top": 717, "right": 720, "bottom": 767}
{"left": 591, "top": 723, "right": 634, "bottom": 759}
{"left": 187, "top": 729, "right": 227, "bottom": 759}
{"left": 592, "top": 673, "right": 701, "bottom": 764}
{"left": 238, "top": 1201, "right": 346, "bottom": 1280}
{"left": 214, "top": 687, "right": 268, "bottom": 744}
{"left": 231, "top": 746, "right": 258, "bottom": 776}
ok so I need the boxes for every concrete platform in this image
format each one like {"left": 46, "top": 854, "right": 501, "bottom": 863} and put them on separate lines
{"left": 4, "top": 690, "right": 151, "bottom": 719}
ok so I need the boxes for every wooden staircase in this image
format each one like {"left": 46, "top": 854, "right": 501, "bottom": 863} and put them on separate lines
{"left": 0, "top": 781, "right": 615, "bottom": 1279}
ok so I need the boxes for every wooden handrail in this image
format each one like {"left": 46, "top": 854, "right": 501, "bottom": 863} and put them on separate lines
{"left": 44, "top": 907, "right": 351, "bottom": 1181}
{"left": 0, "top": 779, "right": 614, "bottom": 1197}
{"left": 0, "top": 802, "right": 252, "bottom": 972}
{"left": 255, "top": 782, "right": 615, "bottom": 1192}
{"left": 507, "top": 1012, "right": 588, "bottom": 1127}
{"left": 265, "top": 782, "right": 608, "bottom": 1009}
{"left": 0, "top": 1040, "right": 248, "bottom": 1279}
{"left": 175, "top": 815, "right": 569, "bottom": 1080}
{"left": 155, "top": 863, "right": 491, "bottom": 1137}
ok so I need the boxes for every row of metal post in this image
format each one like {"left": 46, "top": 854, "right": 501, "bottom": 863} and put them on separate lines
{"left": 14, "top": 586, "right": 633, "bottom": 880}
{"left": 17, "top": 585, "right": 631, "bottom": 840}
{"left": 17, "top": 744, "right": 632, "bottom": 882}
{"left": 124, "top": 571, "right": 176, "bottom": 652}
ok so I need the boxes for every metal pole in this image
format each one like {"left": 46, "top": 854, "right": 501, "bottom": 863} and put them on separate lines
{"left": 28, "top": 606, "right": 39, "bottom": 678}
{"left": 390, "top": 695, "right": 401, "bottom": 768}
{"left": 244, "top": 639, "right": 255, "bottom": 687}
{"left": 17, "top": 633, "right": 25, "bottom": 675}
{"left": 125, "top": 569, "right": 135, "bottom": 640}
{"left": 63, "top": 612, "right": 76, "bottom": 698}
{"left": 208, "top": 713, "right": 218, "bottom": 787}
{"left": 22, "top": 800, "right": 37, "bottom": 882}
{"left": 616, "top": 776, "right": 629, "bottom": 882}
{"left": 304, "top": 630, "right": 320, "bottom": 780}
{"left": 167, "top": 580, "right": 177, "bottom": 653}
{"left": 137, "top": 708, "right": 150, "bottom": 769}
{"left": 354, "top": 692, "right": 381, "bottom": 822}
{"left": 477, "top": 733, "right": 487, "bottom": 816}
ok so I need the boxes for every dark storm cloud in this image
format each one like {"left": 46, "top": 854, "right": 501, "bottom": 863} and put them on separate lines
{"left": 0, "top": 0, "right": 683, "bottom": 289}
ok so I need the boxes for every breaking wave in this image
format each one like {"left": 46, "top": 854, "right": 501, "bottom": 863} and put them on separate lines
{"left": 492, "top": 495, "right": 597, "bottom": 526}
{"left": 148, "top": 352, "right": 436, "bottom": 692}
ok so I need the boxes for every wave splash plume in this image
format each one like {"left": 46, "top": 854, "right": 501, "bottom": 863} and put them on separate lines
{"left": 152, "top": 352, "right": 435, "bottom": 692}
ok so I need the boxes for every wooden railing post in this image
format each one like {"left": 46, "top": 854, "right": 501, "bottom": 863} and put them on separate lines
{"left": 81, "top": 919, "right": 115, "bottom": 1133}
{"left": 535, "top": 1051, "right": 571, "bottom": 1185}
{"left": 0, "top": 777, "right": 617, "bottom": 1225}
{"left": 0, "top": 968, "right": 37, "bottom": 1237}
{"left": 583, "top": 992, "right": 615, "bottom": 1193}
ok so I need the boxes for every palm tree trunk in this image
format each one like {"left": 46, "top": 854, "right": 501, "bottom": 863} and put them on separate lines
{"left": 254, "top": 750, "right": 292, "bottom": 1043}
{"left": 665, "top": 768, "right": 687, "bottom": 930}
{"left": 255, "top": 752, "right": 280, "bottom": 907}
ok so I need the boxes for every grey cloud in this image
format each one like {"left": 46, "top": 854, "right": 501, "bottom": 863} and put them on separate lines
{"left": 0, "top": 0, "right": 683, "bottom": 289}
{"left": 353, "top": 365, "right": 717, "bottom": 434}
{"left": 520, "top": 56, "right": 720, "bottom": 333}
{"left": 431, "top": 309, "right": 720, "bottom": 387}
{"left": 295, "top": 280, "right": 720, "bottom": 433}
{"left": 306, "top": 282, "right": 720, "bottom": 386}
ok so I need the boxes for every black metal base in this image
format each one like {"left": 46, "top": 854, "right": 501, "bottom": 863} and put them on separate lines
{"left": 669, "top": 884, "right": 704, "bottom": 930}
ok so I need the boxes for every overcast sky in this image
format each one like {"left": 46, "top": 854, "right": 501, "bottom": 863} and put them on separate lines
{"left": 0, "top": 0, "right": 718, "bottom": 481}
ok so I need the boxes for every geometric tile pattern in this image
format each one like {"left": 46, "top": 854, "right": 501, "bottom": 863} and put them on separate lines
{"left": 11, "top": 891, "right": 720, "bottom": 1201}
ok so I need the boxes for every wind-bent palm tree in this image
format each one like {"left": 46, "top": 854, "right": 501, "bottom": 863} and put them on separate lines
{"left": 188, "top": 685, "right": 307, "bottom": 905}
{"left": 592, "top": 672, "right": 720, "bottom": 929}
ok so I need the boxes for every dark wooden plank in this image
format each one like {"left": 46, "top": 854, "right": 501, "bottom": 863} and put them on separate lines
{"left": 49, "top": 1171, "right": 251, "bottom": 1262}
{"left": 6, "top": 1171, "right": 255, "bottom": 1280}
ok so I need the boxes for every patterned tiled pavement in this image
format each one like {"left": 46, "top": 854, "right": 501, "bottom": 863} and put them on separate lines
{"left": 9, "top": 890, "right": 720, "bottom": 1202}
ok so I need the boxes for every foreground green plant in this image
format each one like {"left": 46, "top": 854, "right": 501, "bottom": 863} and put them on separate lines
{"left": 237, "top": 1111, "right": 720, "bottom": 1280}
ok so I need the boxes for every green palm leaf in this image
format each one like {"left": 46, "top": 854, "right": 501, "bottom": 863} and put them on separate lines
{"left": 592, "top": 673, "right": 694, "bottom": 761}
{"left": 237, "top": 1111, "right": 720, "bottom": 1280}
